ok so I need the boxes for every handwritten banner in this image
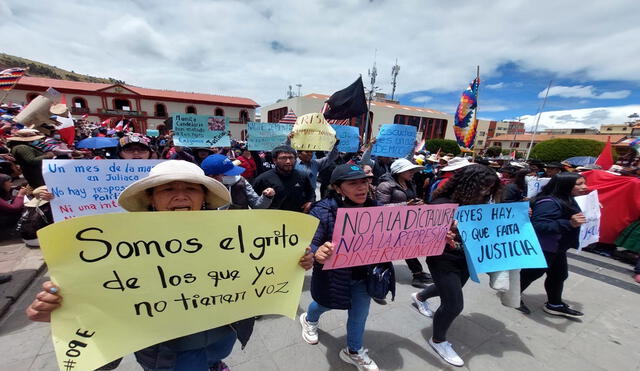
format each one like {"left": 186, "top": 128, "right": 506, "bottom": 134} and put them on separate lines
{"left": 38, "top": 210, "right": 319, "bottom": 371}
{"left": 331, "top": 124, "right": 360, "bottom": 152}
{"left": 290, "top": 113, "right": 337, "bottom": 151}
{"left": 247, "top": 122, "right": 292, "bottom": 151}
{"left": 575, "top": 190, "right": 601, "bottom": 250}
{"left": 43, "top": 160, "right": 163, "bottom": 222}
{"left": 323, "top": 204, "right": 457, "bottom": 270}
{"left": 456, "top": 202, "right": 547, "bottom": 282}
{"left": 372, "top": 124, "right": 417, "bottom": 158}
{"left": 526, "top": 177, "right": 551, "bottom": 199}
{"left": 172, "top": 113, "right": 230, "bottom": 147}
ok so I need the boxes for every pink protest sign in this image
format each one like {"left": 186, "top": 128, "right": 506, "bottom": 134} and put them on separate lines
{"left": 323, "top": 204, "right": 458, "bottom": 270}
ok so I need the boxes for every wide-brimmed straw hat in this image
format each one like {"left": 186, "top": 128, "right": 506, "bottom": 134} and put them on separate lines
{"left": 391, "top": 158, "right": 424, "bottom": 174}
{"left": 7, "top": 129, "right": 44, "bottom": 142}
{"left": 118, "top": 160, "right": 231, "bottom": 211}
{"left": 441, "top": 157, "right": 473, "bottom": 172}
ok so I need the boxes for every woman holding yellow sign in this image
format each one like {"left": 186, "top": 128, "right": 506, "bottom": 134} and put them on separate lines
{"left": 26, "top": 160, "right": 315, "bottom": 371}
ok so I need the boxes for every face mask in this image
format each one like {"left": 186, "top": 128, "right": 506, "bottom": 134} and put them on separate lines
{"left": 222, "top": 175, "right": 239, "bottom": 185}
{"left": 53, "top": 134, "right": 61, "bottom": 140}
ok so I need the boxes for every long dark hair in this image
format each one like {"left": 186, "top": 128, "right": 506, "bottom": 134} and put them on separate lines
{"left": 0, "top": 174, "right": 11, "bottom": 200}
{"left": 432, "top": 164, "right": 502, "bottom": 205}
{"left": 534, "top": 172, "right": 583, "bottom": 212}
{"left": 513, "top": 169, "right": 530, "bottom": 191}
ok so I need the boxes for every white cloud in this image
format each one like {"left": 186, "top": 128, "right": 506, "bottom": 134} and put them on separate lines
{"left": 486, "top": 82, "right": 504, "bottom": 89}
{"left": 0, "top": 0, "right": 638, "bottom": 107}
{"left": 410, "top": 95, "right": 432, "bottom": 103}
{"left": 538, "top": 85, "right": 631, "bottom": 99}
{"left": 519, "top": 105, "right": 640, "bottom": 130}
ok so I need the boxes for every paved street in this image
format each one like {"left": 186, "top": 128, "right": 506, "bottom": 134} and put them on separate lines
{"left": 1, "top": 244, "right": 639, "bottom": 371}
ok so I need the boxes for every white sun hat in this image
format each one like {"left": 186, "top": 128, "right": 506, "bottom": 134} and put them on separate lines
{"left": 118, "top": 160, "right": 231, "bottom": 211}
{"left": 390, "top": 158, "right": 424, "bottom": 174}
{"left": 440, "top": 157, "right": 473, "bottom": 172}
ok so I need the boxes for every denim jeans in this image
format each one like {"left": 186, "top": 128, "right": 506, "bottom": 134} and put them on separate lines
{"left": 141, "top": 327, "right": 237, "bottom": 371}
{"left": 306, "top": 279, "right": 371, "bottom": 351}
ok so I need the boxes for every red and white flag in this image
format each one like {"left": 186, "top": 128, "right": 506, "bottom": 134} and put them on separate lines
{"left": 55, "top": 113, "right": 76, "bottom": 145}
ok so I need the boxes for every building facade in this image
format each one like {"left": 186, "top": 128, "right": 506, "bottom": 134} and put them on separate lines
{"left": 261, "top": 94, "right": 452, "bottom": 143}
{"left": 486, "top": 133, "right": 627, "bottom": 154}
{"left": 599, "top": 123, "right": 636, "bottom": 135}
{"left": 8, "top": 76, "right": 259, "bottom": 138}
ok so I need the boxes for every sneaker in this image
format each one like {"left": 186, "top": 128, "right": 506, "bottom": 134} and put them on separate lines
{"left": 299, "top": 312, "right": 318, "bottom": 344}
{"left": 372, "top": 298, "right": 387, "bottom": 305}
{"left": 0, "top": 274, "right": 11, "bottom": 285}
{"left": 515, "top": 300, "right": 531, "bottom": 315}
{"left": 428, "top": 338, "right": 464, "bottom": 367}
{"left": 411, "top": 272, "right": 432, "bottom": 288}
{"left": 543, "top": 303, "right": 584, "bottom": 318}
{"left": 411, "top": 292, "right": 433, "bottom": 317}
{"left": 339, "top": 348, "right": 379, "bottom": 371}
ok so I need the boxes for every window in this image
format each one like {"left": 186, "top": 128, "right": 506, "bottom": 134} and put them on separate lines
{"left": 510, "top": 142, "right": 520, "bottom": 148}
{"left": 495, "top": 142, "right": 502, "bottom": 147}
{"left": 114, "top": 98, "right": 131, "bottom": 111}
{"left": 239, "top": 110, "right": 249, "bottom": 124}
{"left": 267, "top": 107, "right": 288, "bottom": 123}
{"left": 478, "top": 131, "right": 486, "bottom": 136}
{"left": 73, "top": 97, "right": 87, "bottom": 108}
{"left": 26, "top": 93, "right": 38, "bottom": 103}
{"left": 393, "top": 114, "right": 421, "bottom": 128}
{"left": 214, "top": 108, "right": 224, "bottom": 117}
{"left": 186, "top": 106, "right": 197, "bottom": 114}
{"left": 476, "top": 140, "right": 484, "bottom": 146}
{"left": 154, "top": 103, "right": 167, "bottom": 117}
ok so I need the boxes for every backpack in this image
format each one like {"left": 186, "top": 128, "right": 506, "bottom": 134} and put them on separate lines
{"left": 366, "top": 262, "right": 396, "bottom": 301}
{"left": 16, "top": 203, "right": 53, "bottom": 240}
{"left": 615, "top": 220, "right": 640, "bottom": 253}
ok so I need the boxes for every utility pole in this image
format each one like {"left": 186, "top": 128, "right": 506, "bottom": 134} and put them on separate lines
{"left": 287, "top": 85, "right": 294, "bottom": 99}
{"left": 525, "top": 80, "right": 553, "bottom": 160}
{"left": 390, "top": 59, "right": 400, "bottom": 101}
{"left": 363, "top": 51, "right": 378, "bottom": 143}
{"left": 296, "top": 83, "right": 302, "bottom": 97}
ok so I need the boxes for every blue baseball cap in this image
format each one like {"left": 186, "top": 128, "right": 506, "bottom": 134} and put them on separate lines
{"left": 201, "top": 154, "right": 245, "bottom": 176}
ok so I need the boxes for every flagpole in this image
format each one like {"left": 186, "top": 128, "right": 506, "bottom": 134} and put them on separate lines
{"left": 471, "top": 65, "right": 480, "bottom": 160}
{"left": 525, "top": 80, "right": 552, "bottom": 160}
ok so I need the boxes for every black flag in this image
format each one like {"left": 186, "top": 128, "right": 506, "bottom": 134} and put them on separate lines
{"left": 322, "top": 76, "right": 367, "bottom": 120}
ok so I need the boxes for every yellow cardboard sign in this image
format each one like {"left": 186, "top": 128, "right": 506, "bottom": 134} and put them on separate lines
{"left": 290, "top": 113, "right": 337, "bottom": 151}
{"left": 38, "top": 210, "right": 319, "bottom": 371}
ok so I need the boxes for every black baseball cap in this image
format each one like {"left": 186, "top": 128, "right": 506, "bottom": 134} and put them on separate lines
{"left": 330, "top": 164, "right": 372, "bottom": 184}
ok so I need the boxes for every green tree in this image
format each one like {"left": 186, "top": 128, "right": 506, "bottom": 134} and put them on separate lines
{"left": 529, "top": 138, "right": 611, "bottom": 162}
{"left": 485, "top": 146, "right": 501, "bottom": 157}
{"left": 424, "top": 139, "right": 461, "bottom": 156}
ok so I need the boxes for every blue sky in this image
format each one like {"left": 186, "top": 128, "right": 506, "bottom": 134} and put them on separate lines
{"left": 397, "top": 62, "right": 640, "bottom": 129}
{"left": 2, "top": 0, "right": 639, "bottom": 130}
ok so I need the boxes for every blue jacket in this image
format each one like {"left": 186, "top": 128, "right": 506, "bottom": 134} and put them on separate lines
{"left": 309, "top": 196, "right": 388, "bottom": 309}
{"left": 531, "top": 196, "right": 580, "bottom": 253}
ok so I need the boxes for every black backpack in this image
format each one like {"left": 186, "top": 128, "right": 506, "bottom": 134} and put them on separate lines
{"left": 366, "top": 262, "right": 396, "bottom": 301}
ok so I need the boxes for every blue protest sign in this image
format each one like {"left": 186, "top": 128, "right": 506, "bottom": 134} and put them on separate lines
{"left": 331, "top": 125, "right": 360, "bottom": 152}
{"left": 172, "top": 113, "right": 230, "bottom": 147}
{"left": 146, "top": 129, "right": 159, "bottom": 137}
{"left": 456, "top": 202, "right": 547, "bottom": 282}
{"left": 247, "top": 122, "right": 292, "bottom": 151}
{"left": 371, "top": 124, "right": 417, "bottom": 158}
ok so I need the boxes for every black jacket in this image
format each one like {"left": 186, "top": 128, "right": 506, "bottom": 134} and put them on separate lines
{"left": 531, "top": 196, "right": 580, "bottom": 253}
{"left": 309, "top": 197, "right": 387, "bottom": 309}
{"left": 253, "top": 168, "right": 314, "bottom": 211}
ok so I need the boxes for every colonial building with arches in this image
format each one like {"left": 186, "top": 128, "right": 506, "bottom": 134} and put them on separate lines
{"left": 10, "top": 76, "right": 259, "bottom": 139}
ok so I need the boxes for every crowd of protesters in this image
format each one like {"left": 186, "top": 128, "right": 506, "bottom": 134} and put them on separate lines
{"left": 1, "top": 104, "right": 639, "bottom": 370}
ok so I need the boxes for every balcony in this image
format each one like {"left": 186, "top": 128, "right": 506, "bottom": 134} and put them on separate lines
{"left": 98, "top": 108, "right": 146, "bottom": 117}
{"left": 71, "top": 107, "right": 90, "bottom": 115}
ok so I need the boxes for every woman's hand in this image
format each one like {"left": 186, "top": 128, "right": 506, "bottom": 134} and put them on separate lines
{"left": 570, "top": 212, "right": 587, "bottom": 228}
{"left": 407, "top": 198, "right": 424, "bottom": 206}
{"left": 445, "top": 220, "right": 458, "bottom": 248}
{"left": 314, "top": 242, "right": 334, "bottom": 264}
{"left": 26, "top": 281, "right": 62, "bottom": 322}
{"left": 298, "top": 247, "right": 314, "bottom": 270}
{"left": 17, "top": 187, "right": 27, "bottom": 198}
